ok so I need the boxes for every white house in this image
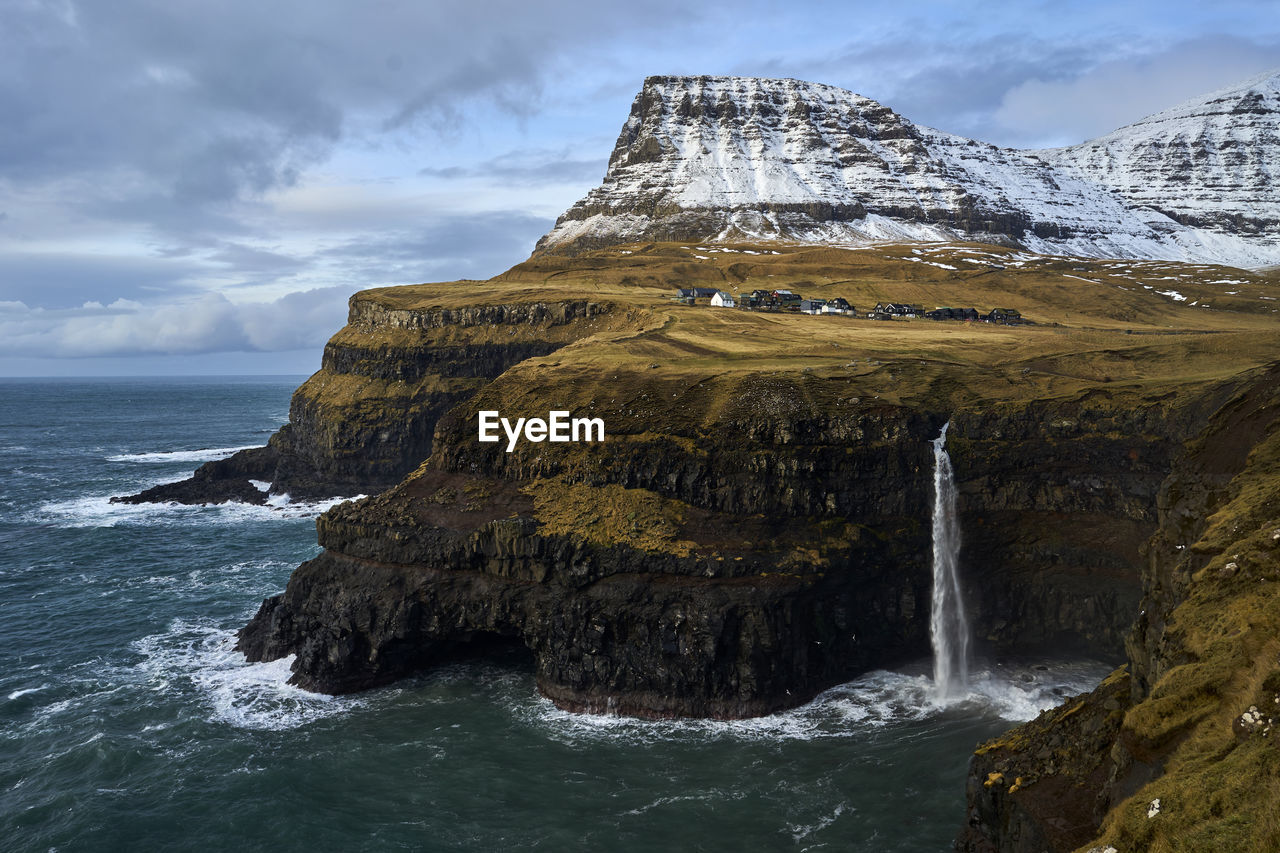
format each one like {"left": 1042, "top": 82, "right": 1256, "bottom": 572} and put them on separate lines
{"left": 711, "top": 291, "right": 737, "bottom": 308}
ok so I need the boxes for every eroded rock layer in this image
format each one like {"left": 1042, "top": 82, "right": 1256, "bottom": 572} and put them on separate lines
{"left": 537, "top": 73, "right": 1280, "bottom": 267}
{"left": 235, "top": 321, "right": 1212, "bottom": 717}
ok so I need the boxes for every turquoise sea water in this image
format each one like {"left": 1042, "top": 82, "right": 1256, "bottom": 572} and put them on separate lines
{"left": 0, "top": 378, "right": 1110, "bottom": 852}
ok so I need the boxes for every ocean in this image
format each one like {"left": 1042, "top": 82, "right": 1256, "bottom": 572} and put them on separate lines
{"left": 0, "top": 377, "right": 1109, "bottom": 852}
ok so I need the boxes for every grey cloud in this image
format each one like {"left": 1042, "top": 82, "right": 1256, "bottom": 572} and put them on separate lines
{"left": 0, "top": 252, "right": 209, "bottom": 309}
{"left": 742, "top": 29, "right": 1280, "bottom": 148}
{"left": 206, "top": 242, "right": 309, "bottom": 278}
{"left": 419, "top": 149, "right": 606, "bottom": 186}
{"left": 995, "top": 36, "right": 1280, "bottom": 146}
{"left": 320, "top": 211, "right": 554, "bottom": 284}
{"left": 741, "top": 32, "right": 1111, "bottom": 146}
{"left": 0, "top": 206, "right": 552, "bottom": 361}
{"left": 0, "top": 286, "right": 350, "bottom": 358}
{"left": 1, "top": 0, "right": 686, "bottom": 228}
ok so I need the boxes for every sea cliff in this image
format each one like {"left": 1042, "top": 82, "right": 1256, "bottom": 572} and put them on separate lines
{"left": 118, "top": 241, "right": 1280, "bottom": 847}
{"left": 958, "top": 363, "right": 1280, "bottom": 852}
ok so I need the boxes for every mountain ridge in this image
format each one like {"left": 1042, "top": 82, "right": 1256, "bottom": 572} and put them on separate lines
{"left": 536, "top": 72, "right": 1280, "bottom": 268}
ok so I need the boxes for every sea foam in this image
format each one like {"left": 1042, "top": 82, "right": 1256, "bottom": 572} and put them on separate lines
{"left": 30, "top": 492, "right": 362, "bottom": 529}
{"left": 105, "top": 445, "right": 262, "bottom": 463}
{"left": 521, "top": 658, "right": 1112, "bottom": 746}
{"left": 132, "top": 620, "right": 367, "bottom": 731}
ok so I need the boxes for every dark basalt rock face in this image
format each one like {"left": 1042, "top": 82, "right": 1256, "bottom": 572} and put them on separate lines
{"left": 956, "top": 363, "right": 1280, "bottom": 852}
{"left": 238, "top": 411, "right": 941, "bottom": 716}
{"left": 958, "top": 668, "right": 1133, "bottom": 853}
{"left": 238, "top": 512, "right": 925, "bottom": 717}
{"left": 236, "top": 375, "right": 1191, "bottom": 718}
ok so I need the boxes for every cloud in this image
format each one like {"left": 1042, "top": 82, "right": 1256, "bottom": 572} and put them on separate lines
{"left": 995, "top": 36, "right": 1280, "bottom": 146}
{"left": 0, "top": 251, "right": 210, "bottom": 309}
{"left": 319, "top": 211, "right": 556, "bottom": 283}
{"left": 420, "top": 148, "right": 606, "bottom": 187}
{"left": 0, "top": 0, "right": 685, "bottom": 227}
{"left": 733, "top": 23, "right": 1280, "bottom": 148}
{"left": 0, "top": 287, "right": 349, "bottom": 358}
{"left": 719, "top": 15, "right": 1113, "bottom": 137}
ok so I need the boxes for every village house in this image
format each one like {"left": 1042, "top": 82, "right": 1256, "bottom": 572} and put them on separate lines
{"left": 772, "top": 289, "right": 802, "bottom": 309}
{"left": 674, "top": 287, "right": 720, "bottom": 305}
{"left": 871, "top": 302, "right": 925, "bottom": 320}
{"left": 711, "top": 291, "right": 737, "bottom": 308}
{"left": 925, "top": 306, "right": 979, "bottom": 321}
{"left": 984, "top": 307, "right": 1023, "bottom": 324}
{"left": 799, "top": 298, "right": 826, "bottom": 314}
{"left": 821, "top": 298, "right": 855, "bottom": 316}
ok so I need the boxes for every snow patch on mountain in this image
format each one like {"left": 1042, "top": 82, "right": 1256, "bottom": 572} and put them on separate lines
{"left": 537, "top": 74, "right": 1280, "bottom": 268}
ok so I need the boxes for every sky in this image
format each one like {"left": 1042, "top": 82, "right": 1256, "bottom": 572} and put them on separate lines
{"left": 2, "top": 0, "right": 1279, "bottom": 376}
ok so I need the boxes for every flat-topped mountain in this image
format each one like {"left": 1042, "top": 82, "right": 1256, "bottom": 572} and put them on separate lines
{"left": 537, "top": 73, "right": 1280, "bottom": 267}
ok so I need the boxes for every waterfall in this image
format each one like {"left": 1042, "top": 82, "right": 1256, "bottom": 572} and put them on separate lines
{"left": 930, "top": 421, "right": 970, "bottom": 702}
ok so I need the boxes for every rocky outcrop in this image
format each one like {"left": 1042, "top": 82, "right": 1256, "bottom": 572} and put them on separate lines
{"left": 959, "top": 668, "right": 1133, "bottom": 853}
{"left": 536, "top": 74, "right": 1280, "bottom": 267}
{"left": 958, "top": 362, "right": 1280, "bottom": 851}
{"left": 111, "top": 444, "right": 279, "bottom": 506}
{"left": 238, "top": 403, "right": 940, "bottom": 716}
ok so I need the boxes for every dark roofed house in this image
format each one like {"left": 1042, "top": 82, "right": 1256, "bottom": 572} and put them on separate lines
{"left": 874, "top": 302, "right": 924, "bottom": 319}
{"left": 822, "top": 297, "right": 854, "bottom": 315}
{"left": 674, "top": 287, "right": 720, "bottom": 304}
{"left": 772, "top": 289, "right": 802, "bottom": 309}
{"left": 926, "top": 306, "right": 980, "bottom": 321}
{"left": 985, "top": 307, "right": 1023, "bottom": 324}
{"left": 800, "top": 298, "right": 826, "bottom": 314}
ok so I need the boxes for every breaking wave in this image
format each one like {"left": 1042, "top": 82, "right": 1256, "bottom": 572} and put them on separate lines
{"left": 132, "top": 620, "right": 367, "bottom": 731}
{"left": 29, "top": 492, "right": 363, "bottom": 528}
{"left": 521, "top": 657, "right": 1112, "bottom": 745}
{"left": 105, "top": 445, "right": 262, "bottom": 463}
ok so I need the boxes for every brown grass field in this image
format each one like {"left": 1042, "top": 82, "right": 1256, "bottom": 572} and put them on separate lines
{"left": 358, "top": 240, "right": 1280, "bottom": 409}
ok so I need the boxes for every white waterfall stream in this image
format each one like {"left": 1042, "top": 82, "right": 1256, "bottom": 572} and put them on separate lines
{"left": 930, "top": 421, "right": 971, "bottom": 702}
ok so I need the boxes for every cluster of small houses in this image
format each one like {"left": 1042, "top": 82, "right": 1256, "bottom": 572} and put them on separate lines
{"left": 674, "top": 287, "right": 1026, "bottom": 324}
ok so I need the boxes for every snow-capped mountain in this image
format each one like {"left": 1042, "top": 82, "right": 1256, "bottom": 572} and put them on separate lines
{"left": 1042, "top": 71, "right": 1280, "bottom": 238}
{"left": 536, "top": 73, "right": 1280, "bottom": 267}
